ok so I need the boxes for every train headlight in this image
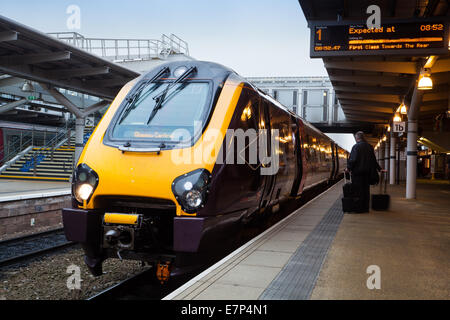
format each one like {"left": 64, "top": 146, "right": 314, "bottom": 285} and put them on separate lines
{"left": 172, "top": 169, "right": 211, "bottom": 214}
{"left": 72, "top": 164, "right": 99, "bottom": 205}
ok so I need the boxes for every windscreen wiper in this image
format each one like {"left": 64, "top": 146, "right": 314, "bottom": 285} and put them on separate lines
{"left": 146, "top": 66, "right": 197, "bottom": 125}
{"left": 118, "top": 66, "right": 170, "bottom": 124}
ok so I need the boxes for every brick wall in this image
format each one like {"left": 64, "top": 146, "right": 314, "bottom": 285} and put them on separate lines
{"left": 0, "top": 195, "right": 72, "bottom": 238}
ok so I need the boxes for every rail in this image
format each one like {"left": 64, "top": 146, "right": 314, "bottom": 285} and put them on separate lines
{"left": 48, "top": 32, "right": 189, "bottom": 61}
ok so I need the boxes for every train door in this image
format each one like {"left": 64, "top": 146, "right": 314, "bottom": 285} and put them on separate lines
{"left": 258, "top": 99, "right": 275, "bottom": 210}
{"left": 290, "top": 117, "right": 303, "bottom": 197}
{"left": 330, "top": 142, "right": 336, "bottom": 181}
{"left": 334, "top": 144, "right": 340, "bottom": 179}
{"left": 266, "top": 105, "right": 295, "bottom": 205}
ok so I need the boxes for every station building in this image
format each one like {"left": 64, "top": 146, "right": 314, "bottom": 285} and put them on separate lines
{"left": 246, "top": 76, "right": 346, "bottom": 125}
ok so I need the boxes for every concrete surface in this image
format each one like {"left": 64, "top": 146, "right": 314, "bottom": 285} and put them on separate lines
{"left": 310, "top": 181, "right": 450, "bottom": 300}
{"left": 0, "top": 179, "right": 70, "bottom": 202}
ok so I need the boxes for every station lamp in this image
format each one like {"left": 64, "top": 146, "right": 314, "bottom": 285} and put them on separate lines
{"left": 393, "top": 113, "right": 402, "bottom": 122}
{"left": 382, "top": 135, "right": 387, "bottom": 142}
{"left": 21, "top": 80, "right": 34, "bottom": 93}
{"left": 398, "top": 103, "right": 407, "bottom": 115}
{"left": 417, "top": 68, "right": 433, "bottom": 90}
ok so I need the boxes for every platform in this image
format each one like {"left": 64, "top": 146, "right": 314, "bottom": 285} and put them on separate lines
{"left": 0, "top": 179, "right": 70, "bottom": 202}
{"left": 164, "top": 180, "right": 450, "bottom": 300}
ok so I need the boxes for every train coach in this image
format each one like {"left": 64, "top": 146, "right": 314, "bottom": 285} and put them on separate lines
{"left": 62, "top": 61, "right": 348, "bottom": 278}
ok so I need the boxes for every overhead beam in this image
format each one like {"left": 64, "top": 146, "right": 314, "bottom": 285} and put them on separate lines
{"left": 431, "top": 58, "right": 450, "bottom": 73}
{"left": 41, "top": 83, "right": 109, "bottom": 118}
{"left": 325, "top": 61, "right": 418, "bottom": 74}
{"left": 0, "top": 98, "right": 28, "bottom": 114}
{"left": 334, "top": 85, "right": 406, "bottom": 95}
{"left": 339, "top": 99, "right": 398, "bottom": 109}
{"left": 0, "top": 64, "right": 116, "bottom": 99}
{"left": 342, "top": 105, "right": 394, "bottom": 114}
{"left": 329, "top": 74, "right": 412, "bottom": 87}
{"left": 343, "top": 110, "right": 391, "bottom": 119}
{"left": 337, "top": 93, "right": 401, "bottom": 104}
{"left": 344, "top": 116, "right": 387, "bottom": 123}
{"left": 85, "top": 78, "right": 129, "bottom": 88}
{"left": 0, "top": 51, "right": 71, "bottom": 66}
{"left": 422, "top": 91, "right": 449, "bottom": 102}
{"left": 0, "top": 31, "right": 18, "bottom": 42}
{"left": 430, "top": 72, "right": 450, "bottom": 85}
{"left": 0, "top": 76, "right": 23, "bottom": 87}
{"left": 83, "top": 100, "right": 110, "bottom": 116}
{"left": 42, "top": 83, "right": 84, "bottom": 118}
{"left": 48, "top": 66, "right": 110, "bottom": 79}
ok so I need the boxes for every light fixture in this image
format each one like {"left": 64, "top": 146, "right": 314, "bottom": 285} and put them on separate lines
{"left": 382, "top": 136, "right": 387, "bottom": 142}
{"left": 393, "top": 113, "right": 402, "bottom": 122}
{"left": 21, "top": 81, "right": 34, "bottom": 93}
{"left": 418, "top": 68, "right": 433, "bottom": 90}
{"left": 399, "top": 103, "right": 407, "bottom": 115}
{"left": 387, "top": 125, "right": 391, "bottom": 132}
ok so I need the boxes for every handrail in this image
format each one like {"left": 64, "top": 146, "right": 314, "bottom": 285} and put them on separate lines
{"left": 48, "top": 32, "right": 189, "bottom": 61}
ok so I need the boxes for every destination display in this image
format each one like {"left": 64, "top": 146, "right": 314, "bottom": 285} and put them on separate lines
{"left": 310, "top": 21, "right": 449, "bottom": 57}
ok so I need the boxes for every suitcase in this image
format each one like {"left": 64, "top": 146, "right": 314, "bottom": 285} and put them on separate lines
{"left": 342, "top": 196, "right": 359, "bottom": 213}
{"left": 371, "top": 170, "right": 390, "bottom": 211}
{"left": 342, "top": 173, "right": 359, "bottom": 213}
{"left": 343, "top": 172, "right": 355, "bottom": 197}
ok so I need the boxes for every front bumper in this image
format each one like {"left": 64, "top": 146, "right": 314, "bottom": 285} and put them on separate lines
{"left": 62, "top": 208, "right": 211, "bottom": 254}
{"left": 62, "top": 208, "right": 243, "bottom": 255}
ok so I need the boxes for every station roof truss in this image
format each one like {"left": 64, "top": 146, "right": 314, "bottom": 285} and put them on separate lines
{"left": 0, "top": 15, "right": 140, "bottom": 101}
{"left": 299, "top": 0, "right": 450, "bottom": 132}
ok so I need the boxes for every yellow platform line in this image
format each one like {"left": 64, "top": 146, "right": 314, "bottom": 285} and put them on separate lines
{"left": 0, "top": 175, "right": 69, "bottom": 181}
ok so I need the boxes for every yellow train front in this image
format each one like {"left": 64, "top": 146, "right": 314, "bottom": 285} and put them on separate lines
{"left": 62, "top": 61, "right": 347, "bottom": 277}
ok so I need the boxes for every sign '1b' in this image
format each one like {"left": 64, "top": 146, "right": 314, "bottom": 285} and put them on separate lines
{"left": 393, "top": 122, "right": 406, "bottom": 133}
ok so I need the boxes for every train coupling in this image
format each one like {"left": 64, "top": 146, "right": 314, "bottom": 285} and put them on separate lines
{"left": 156, "top": 261, "right": 172, "bottom": 284}
{"left": 102, "top": 213, "right": 143, "bottom": 251}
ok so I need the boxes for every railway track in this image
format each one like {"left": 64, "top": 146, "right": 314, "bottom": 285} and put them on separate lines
{"left": 0, "top": 228, "right": 77, "bottom": 268}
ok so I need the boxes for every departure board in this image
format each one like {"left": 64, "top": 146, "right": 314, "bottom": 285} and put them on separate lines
{"left": 310, "top": 21, "right": 449, "bottom": 57}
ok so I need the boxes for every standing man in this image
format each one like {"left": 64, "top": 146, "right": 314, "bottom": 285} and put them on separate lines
{"left": 345, "top": 131, "right": 381, "bottom": 213}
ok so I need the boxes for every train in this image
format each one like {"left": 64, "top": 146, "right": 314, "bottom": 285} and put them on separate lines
{"left": 62, "top": 61, "right": 348, "bottom": 279}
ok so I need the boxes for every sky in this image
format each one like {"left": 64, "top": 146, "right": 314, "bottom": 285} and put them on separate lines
{"left": 0, "top": 0, "right": 328, "bottom": 77}
{"left": 1, "top": 1, "right": 357, "bottom": 150}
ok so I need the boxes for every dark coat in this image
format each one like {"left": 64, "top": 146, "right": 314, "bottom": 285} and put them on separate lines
{"left": 347, "top": 140, "right": 381, "bottom": 175}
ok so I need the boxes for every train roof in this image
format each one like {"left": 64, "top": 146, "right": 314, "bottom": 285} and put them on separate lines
{"left": 141, "top": 60, "right": 235, "bottom": 82}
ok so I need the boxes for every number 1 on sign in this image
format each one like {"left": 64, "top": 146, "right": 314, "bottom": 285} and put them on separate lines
{"left": 316, "top": 29, "right": 322, "bottom": 41}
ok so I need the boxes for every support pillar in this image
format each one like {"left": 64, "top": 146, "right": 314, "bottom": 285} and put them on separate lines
{"left": 406, "top": 87, "right": 423, "bottom": 199}
{"left": 384, "top": 138, "right": 389, "bottom": 174}
{"left": 75, "top": 117, "right": 85, "bottom": 165}
{"left": 380, "top": 142, "right": 385, "bottom": 169}
{"left": 390, "top": 133, "right": 396, "bottom": 185}
{"left": 406, "top": 120, "right": 418, "bottom": 199}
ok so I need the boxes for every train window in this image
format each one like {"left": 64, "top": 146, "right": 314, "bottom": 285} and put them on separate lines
{"left": 111, "top": 82, "right": 211, "bottom": 143}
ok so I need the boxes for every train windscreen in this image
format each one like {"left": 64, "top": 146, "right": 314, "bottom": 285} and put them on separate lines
{"left": 111, "top": 81, "right": 211, "bottom": 143}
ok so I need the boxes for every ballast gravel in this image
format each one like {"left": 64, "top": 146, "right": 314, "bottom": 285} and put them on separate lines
{"left": 0, "top": 247, "right": 150, "bottom": 300}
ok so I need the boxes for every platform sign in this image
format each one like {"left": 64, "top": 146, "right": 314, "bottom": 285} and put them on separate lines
{"left": 310, "top": 19, "right": 449, "bottom": 57}
{"left": 393, "top": 122, "right": 406, "bottom": 133}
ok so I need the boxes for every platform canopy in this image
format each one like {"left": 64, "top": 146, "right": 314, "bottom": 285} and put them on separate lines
{"left": 299, "top": 0, "right": 450, "bottom": 132}
{"left": 0, "top": 15, "right": 140, "bottom": 100}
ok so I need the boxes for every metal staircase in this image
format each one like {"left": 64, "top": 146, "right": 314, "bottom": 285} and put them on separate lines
{"left": 0, "top": 126, "right": 93, "bottom": 182}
